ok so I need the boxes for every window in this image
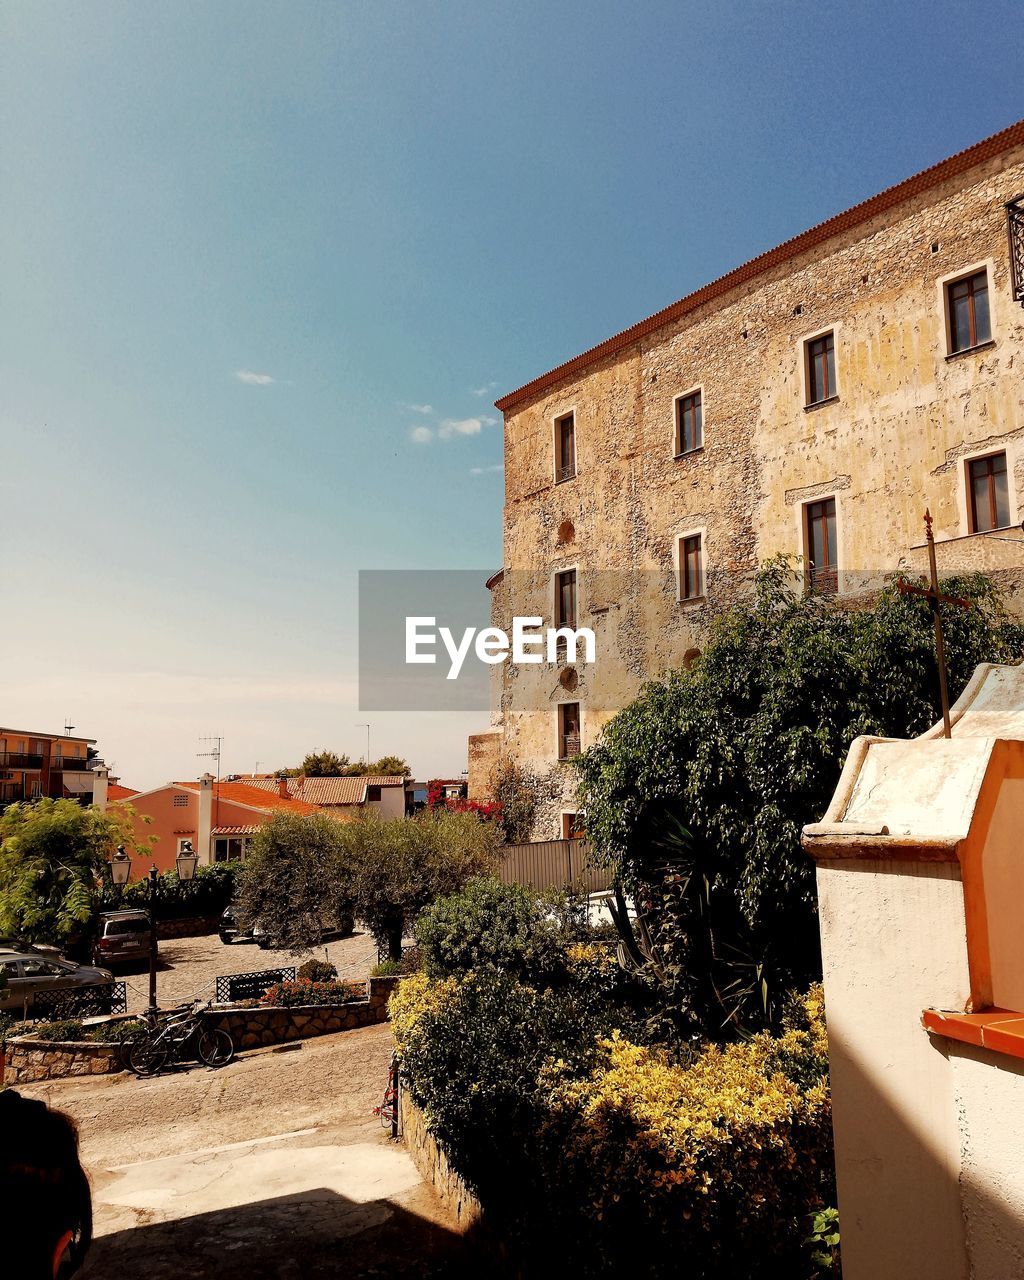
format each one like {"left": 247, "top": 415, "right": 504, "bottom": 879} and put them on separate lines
{"left": 947, "top": 270, "right": 991, "bottom": 353}
{"left": 675, "top": 391, "right": 703, "bottom": 455}
{"left": 558, "top": 703, "right": 581, "bottom": 760}
{"left": 806, "top": 332, "right": 836, "bottom": 405}
{"left": 213, "top": 837, "right": 249, "bottom": 863}
{"left": 366, "top": 785, "right": 382, "bottom": 802}
{"left": 555, "top": 569, "right": 577, "bottom": 628}
{"left": 555, "top": 413, "right": 576, "bottom": 482}
{"left": 804, "top": 498, "right": 838, "bottom": 593}
{"left": 562, "top": 812, "right": 585, "bottom": 839}
{"left": 968, "top": 452, "right": 1010, "bottom": 532}
{"left": 173, "top": 793, "right": 188, "bottom": 808}
{"left": 679, "top": 534, "right": 703, "bottom": 601}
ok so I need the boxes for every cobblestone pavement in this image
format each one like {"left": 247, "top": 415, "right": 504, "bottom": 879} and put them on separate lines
{"left": 117, "top": 928, "right": 379, "bottom": 1012}
{"left": 18, "top": 1022, "right": 481, "bottom": 1278}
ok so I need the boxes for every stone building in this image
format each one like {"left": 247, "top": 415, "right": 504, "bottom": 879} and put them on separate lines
{"left": 469, "top": 121, "right": 1024, "bottom": 837}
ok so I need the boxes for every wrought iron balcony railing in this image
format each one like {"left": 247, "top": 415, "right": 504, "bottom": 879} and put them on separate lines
{"left": 52, "top": 757, "right": 92, "bottom": 772}
{"left": 555, "top": 463, "right": 576, "bottom": 483}
{"left": 559, "top": 733, "right": 581, "bottom": 760}
{"left": 1007, "top": 196, "right": 1024, "bottom": 307}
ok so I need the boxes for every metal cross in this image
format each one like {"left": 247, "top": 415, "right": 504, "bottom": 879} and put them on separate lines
{"left": 896, "top": 510, "right": 972, "bottom": 738}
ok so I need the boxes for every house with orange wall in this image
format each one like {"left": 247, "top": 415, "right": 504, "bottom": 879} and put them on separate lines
{"left": 107, "top": 773, "right": 319, "bottom": 876}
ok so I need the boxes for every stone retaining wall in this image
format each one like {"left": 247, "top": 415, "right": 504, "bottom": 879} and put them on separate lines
{"left": 4, "top": 1038, "right": 123, "bottom": 1084}
{"left": 401, "top": 1089, "right": 483, "bottom": 1231}
{"left": 156, "top": 915, "right": 220, "bottom": 939}
{"left": 205, "top": 975, "right": 400, "bottom": 1050}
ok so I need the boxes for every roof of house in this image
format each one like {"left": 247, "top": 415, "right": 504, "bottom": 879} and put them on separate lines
{"left": 172, "top": 781, "right": 318, "bottom": 815}
{"left": 243, "top": 775, "right": 406, "bottom": 806}
{"left": 0, "top": 727, "right": 97, "bottom": 745}
{"left": 107, "top": 783, "right": 138, "bottom": 800}
{"left": 494, "top": 118, "right": 1024, "bottom": 414}
{"left": 212, "top": 825, "right": 261, "bottom": 837}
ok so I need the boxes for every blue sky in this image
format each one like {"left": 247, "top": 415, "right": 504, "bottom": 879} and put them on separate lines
{"left": 2, "top": 1, "right": 1021, "bottom": 787}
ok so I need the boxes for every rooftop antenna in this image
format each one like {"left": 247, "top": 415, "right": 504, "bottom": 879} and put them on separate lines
{"left": 64, "top": 719, "right": 74, "bottom": 737}
{"left": 198, "top": 735, "right": 224, "bottom": 832}
{"left": 356, "top": 723, "right": 370, "bottom": 768}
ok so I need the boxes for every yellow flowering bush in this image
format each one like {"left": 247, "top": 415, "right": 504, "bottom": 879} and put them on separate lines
{"left": 537, "top": 986, "right": 832, "bottom": 1275}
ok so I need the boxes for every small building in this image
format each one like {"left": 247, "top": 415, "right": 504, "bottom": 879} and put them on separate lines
{"left": 238, "top": 774, "right": 407, "bottom": 820}
{"left": 109, "top": 774, "right": 319, "bottom": 875}
{"left": 0, "top": 725, "right": 98, "bottom": 806}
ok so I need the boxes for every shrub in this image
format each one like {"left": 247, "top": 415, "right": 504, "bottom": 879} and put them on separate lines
{"left": 415, "top": 877, "right": 564, "bottom": 981}
{"left": 88, "top": 1017, "right": 147, "bottom": 1044}
{"left": 371, "top": 948, "right": 420, "bottom": 978}
{"left": 29, "top": 1019, "right": 87, "bottom": 1042}
{"left": 538, "top": 989, "right": 833, "bottom": 1276}
{"left": 259, "top": 978, "right": 365, "bottom": 1007}
{"left": 297, "top": 958, "right": 337, "bottom": 983}
{"left": 394, "top": 974, "right": 833, "bottom": 1277}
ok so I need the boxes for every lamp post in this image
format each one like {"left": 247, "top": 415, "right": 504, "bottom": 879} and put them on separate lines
{"left": 109, "top": 844, "right": 199, "bottom": 1012}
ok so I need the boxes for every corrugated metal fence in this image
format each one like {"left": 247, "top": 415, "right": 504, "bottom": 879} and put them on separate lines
{"left": 498, "top": 838, "right": 611, "bottom": 894}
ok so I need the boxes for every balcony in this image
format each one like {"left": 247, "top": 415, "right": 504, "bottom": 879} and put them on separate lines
{"left": 558, "top": 733, "right": 581, "bottom": 760}
{"left": 0, "top": 752, "right": 44, "bottom": 770}
{"left": 1008, "top": 196, "right": 1024, "bottom": 307}
{"left": 555, "top": 463, "right": 576, "bottom": 484}
{"left": 52, "top": 757, "right": 92, "bottom": 772}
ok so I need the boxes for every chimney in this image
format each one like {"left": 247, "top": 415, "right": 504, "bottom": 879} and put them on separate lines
{"left": 92, "top": 764, "right": 109, "bottom": 811}
{"left": 279, "top": 776, "right": 290, "bottom": 799}
{"left": 198, "top": 773, "right": 215, "bottom": 864}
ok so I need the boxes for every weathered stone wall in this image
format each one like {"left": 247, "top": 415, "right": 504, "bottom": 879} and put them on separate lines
{"left": 484, "top": 144, "right": 1024, "bottom": 835}
{"left": 4, "top": 1038, "right": 123, "bottom": 1084}
{"left": 466, "top": 731, "right": 502, "bottom": 801}
{"left": 400, "top": 1088, "right": 483, "bottom": 1232}
{"left": 156, "top": 915, "right": 220, "bottom": 939}
{"left": 206, "top": 976, "right": 399, "bottom": 1050}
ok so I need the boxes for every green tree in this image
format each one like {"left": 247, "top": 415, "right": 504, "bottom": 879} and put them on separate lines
{"left": 236, "top": 812, "right": 352, "bottom": 953}
{"left": 367, "top": 755, "right": 412, "bottom": 778}
{"left": 298, "top": 750, "right": 351, "bottom": 776}
{"left": 0, "top": 799, "right": 152, "bottom": 948}
{"left": 575, "top": 562, "right": 1024, "bottom": 1038}
{"left": 340, "top": 810, "right": 500, "bottom": 959}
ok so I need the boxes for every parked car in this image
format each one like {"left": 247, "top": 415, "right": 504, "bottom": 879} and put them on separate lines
{"left": 92, "top": 910, "right": 153, "bottom": 967}
{"left": 219, "top": 902, "right": 257, "bottom": 945}
{"left": 0, "top": 951, "right": 115, "bottom": 1015}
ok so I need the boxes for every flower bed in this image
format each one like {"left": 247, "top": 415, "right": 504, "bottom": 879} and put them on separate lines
{"left": 206, "top": 975, "right": 400, "bottom": 1050}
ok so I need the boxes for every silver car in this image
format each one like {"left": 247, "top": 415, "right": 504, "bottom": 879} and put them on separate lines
{"left": 0, "top": 951, "right": 114, "bottom": 1015}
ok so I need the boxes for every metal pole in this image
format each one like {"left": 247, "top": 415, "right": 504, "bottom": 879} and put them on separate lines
{"left": 148, "top": 865, "right": 159, "bottom": 1012}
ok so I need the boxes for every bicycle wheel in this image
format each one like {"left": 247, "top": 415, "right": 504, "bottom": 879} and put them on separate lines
{"left": 197, "top": 1027, "right": 234, "bottom": 1068}
{"left": 126, "top": 1032, "right": 168, "bottom": 1077}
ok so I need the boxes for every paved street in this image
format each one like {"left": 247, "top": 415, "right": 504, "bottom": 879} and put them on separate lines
{"left": 119, "top": 929, "right": 379, "bottom": 1013}
{"left": 17, "top": 1022, "right": 480, "bottom": 1278}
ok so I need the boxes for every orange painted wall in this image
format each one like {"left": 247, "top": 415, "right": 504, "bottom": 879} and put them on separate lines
{"left": 115, "top": 786, "right": 278, "bottom": 876}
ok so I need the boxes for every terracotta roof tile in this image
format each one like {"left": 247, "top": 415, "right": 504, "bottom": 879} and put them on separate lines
{"left": 174, "top": 781, "right": 318, "bottom": 814}
{"left": 107, "top": 783, "right": 139, "bottom": 800}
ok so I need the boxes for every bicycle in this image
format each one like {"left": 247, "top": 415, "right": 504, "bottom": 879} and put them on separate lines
{"left": 123, "top": 999, "right": 234, "bottom": 1077}
{"left": 373, "top": 1052, "right": 401, "bottom": 1134}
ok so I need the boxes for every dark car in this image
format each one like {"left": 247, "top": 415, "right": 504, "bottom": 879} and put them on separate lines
{"left": 219, "top": 903, "right": 256, "bottom": 945}
{"left": 92, "top": 910, "right": 153, "bottom": 967}
{"left": 0, "top": 951, "right": 115, "bottom": 1015}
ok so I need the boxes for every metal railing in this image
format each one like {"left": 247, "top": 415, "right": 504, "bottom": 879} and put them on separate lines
{"left": 499, "top": 838, "right": 610, "bottom": 894}
{"left": 1008, "top": 196, "right": 1024, "bottom": 307}
{"left": 555, "top": 463, "right": 576, "bottom": 483}
{"left": 30, "top": 981, "right": 128, "bottom": 1021}
{"left": 558, "top": 734, "right": 581, "bottom": 760}
{"left": 51, "top": 758, "right": 91, "bottom": 772}
{"left": 215, "top": 966, "right": 296, "bottom": 1003}
{"left": 0, "top": 752, "right": 44, "bottom": 769}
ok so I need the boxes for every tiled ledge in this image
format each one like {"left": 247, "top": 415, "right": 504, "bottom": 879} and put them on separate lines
{"left": 923, "top": 1007, "right": 1024, "bottom": 1061}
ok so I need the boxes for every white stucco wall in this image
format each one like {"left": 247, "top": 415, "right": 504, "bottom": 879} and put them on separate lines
{"left": 815, "top": 859, "right": 972, "bottom": 1280}
{"left": 948, "top": 1043, "right": 1024, "bottom": 1279}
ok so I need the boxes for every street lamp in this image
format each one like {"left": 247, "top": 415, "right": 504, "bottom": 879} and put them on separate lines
{"left": 176, "top": 840, "right": 198, "bottom": 883}
{"left": 110, "top": 846, "right": 132, "bottom": 887}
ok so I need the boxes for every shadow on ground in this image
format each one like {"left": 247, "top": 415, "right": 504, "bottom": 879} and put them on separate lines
{"left": 81, "top": 1186, "right": 492, "bottom": 1280}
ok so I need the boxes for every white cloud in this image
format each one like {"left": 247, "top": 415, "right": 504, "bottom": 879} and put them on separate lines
{"left": 410, "top": 425, "right": 433, "bottom": 444}
{"left": 235, "top": 370, "right": 275, "bottom": 385}
{"left": 470, "top": 464, "right": 504, "bottom": 475}
{"left": 402, "top": 402, "right": 433, "bottom": 415}
{"left": 438, "top": 415, "right": 497, "bottom": 440}
{"left": 471, "top": 383, "right": 498, "bottom": 397}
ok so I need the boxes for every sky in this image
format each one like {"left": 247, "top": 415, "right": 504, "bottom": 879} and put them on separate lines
{"left": 2, "top": 1, "right": 1022, "bottom": 789}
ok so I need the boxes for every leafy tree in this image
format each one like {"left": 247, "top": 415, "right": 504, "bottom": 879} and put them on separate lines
{"left": 340, "top": 810, "right": 500, "bottom": 960}
{"left": 575, "top": 562, "right": 1024, "bottom": 1039}
{"left": 367, "top": 755, "right": 412, "bottom": 778}
{"left": 236, "top": 812, "right": 351, "bottom": 953}
{"left": 0, "top": 799, "right": 152, "bottom": 949}
{"left": 298, "top": 750, "right": 352, "bottom": 777}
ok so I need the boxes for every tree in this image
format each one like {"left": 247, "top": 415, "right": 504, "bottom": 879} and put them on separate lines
{"left": 339, "top": 810, "right": 500, "bottom": 960}
{"left": 236, "top": 812, "right": 351, "bottom": 953}
{"left": 0, "top": 799, "right": 152, "bottom": 949}
{"left": 367, "top": 755, "right": 412, "bottom": 778}
{"left": 575, "top": 562, "right": 1024, "bottom": 1039}
{"left": 298, "top": 750, "right": 352, "bottom": 777}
